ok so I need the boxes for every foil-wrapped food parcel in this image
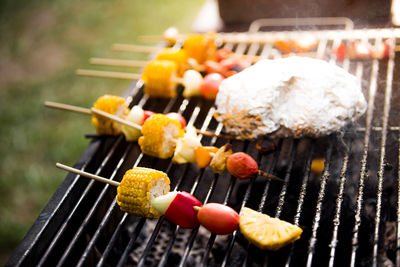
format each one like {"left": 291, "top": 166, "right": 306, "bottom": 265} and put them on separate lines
{"left": 214, "top": 57, "right": 367, "bottom": 139}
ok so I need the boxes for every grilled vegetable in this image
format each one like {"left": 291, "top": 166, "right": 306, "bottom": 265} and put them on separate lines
{"left": 200, "top": 73, "right": 225, "bottom": 100}
{"left": 239, "top": 207, "right": 303, "bottom": 250}
{"left": 227, "top": 152, "right": 258, "bottom": 179}
{"left": 91, "top": 94, "right": 130, "bottom": 135}
{"left": 121, "top": 105, "right": 145, "bottom": 141}
{"left": 194, "top": 146, "right": 218, "bottom": 168}
{"left": 209, "top": 143, "right": 233, "bottom": 173}
{"left": 143, "top": 110, "right": 155, "bottom": 122}
{"left": 141, "top": 60, "right": 178, "bottom": 98}
{"left": 165, "top": 112, "right": 187, "bottom": 129}
{"left": 183, "top": 32, "right": 217, "bottom": 64}
{"left": 182, "top": 69, "right": 203, "bottom": 97}
{"left": 172, "top": 125, "right": 201, "bottom": 164}
{"left": 116, "top": 167, "right": 170, "bottom": 218}
{"left": 197, "top": 203, "right": 239, "bottom": 235}
{"left": 152, "top": 191, "right": 202, "bottom": 229}
{"left": 310, "top": 158, "right": 325, "bottom": 175}
{"left": 155, "top": 48, "right": 188, "bottom": 76}
{"left": 138, "top": 114, "right": 183, "bottom": 159}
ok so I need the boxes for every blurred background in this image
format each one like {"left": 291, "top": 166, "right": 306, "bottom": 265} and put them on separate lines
{"left": 0, "top": 0, "right": 206, "bottom": 264}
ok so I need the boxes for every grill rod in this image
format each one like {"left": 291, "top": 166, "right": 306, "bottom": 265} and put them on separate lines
{"left": 350, "top": 40, "right": 380, "bottom": 267}
{"left": 372, "top": 37, "right": 395, "bottom": 266}
{"left": 37, "top": 81, "right": 146, "bottom": 266}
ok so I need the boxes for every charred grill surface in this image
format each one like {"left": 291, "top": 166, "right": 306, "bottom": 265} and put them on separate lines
{"left": 6, "top": 23, "right": 400, "bottom": 267}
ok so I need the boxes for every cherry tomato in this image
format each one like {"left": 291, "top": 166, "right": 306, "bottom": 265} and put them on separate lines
{"left": 215, "top": 48, "right": 233, "bottom": 62}
{"left": 197, "top": 203, "right": 239, "bottom": 235}
{"left": 165, "top": 112, "right": 186, "bottom": 129}
{"left": 335, "top": 42, "right": 347, "bottom": 62}
{"left": 204, "top": 60, "right": 223, "bottom": 74}
{"left": 142, "top": 110, "right": 155, "bottom": 124}
{"left": 227, "top": 152, "right": 258, "bottom": 179}
{"left": 200, "top": 73, "right": 225, "bottom": 100}
{"left": 165, "top": 192, "right": 202, "bottom": 229}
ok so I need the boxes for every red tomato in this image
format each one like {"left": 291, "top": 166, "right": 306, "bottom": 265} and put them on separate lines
{"left": 142, "top": 110, "right": 155, "bottom": 124}
{"left": 335, "top": 42, "right": 347, "bottom": 62}
{"left": 197, "top": 203, "right": 239, "bottom": 235}
{"left": 165, "top": 112, "right": 186, "bottom": 129}
{"left": 204, "top": 60, "right": 223, "bottom": 74}
{"left": 216, "top": 48, "right": 233, "bottom": 62}
{"left": 227, "top": 152, "right": 258, "bottom": 179}
{"left": 165, "top": 192, "right": 202, "bottom": 229}
{"left": 200, "top": 73, "right": 225, "bottom": 100}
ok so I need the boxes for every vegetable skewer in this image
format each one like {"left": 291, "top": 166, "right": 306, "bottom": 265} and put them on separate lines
{"left": 44, "top": 100, "right": 230, "bottom": 139}
{"left": 56, "top": 163, "right": 300, "bottom": 244}
{"left": 56, "top": 163, "right": 169, "bottom": 218}
{"left": 46, "top": 98, "right": 283, "bottom": 182}
{"left": 56, "top": 163, "right": 237, "bottom": 233}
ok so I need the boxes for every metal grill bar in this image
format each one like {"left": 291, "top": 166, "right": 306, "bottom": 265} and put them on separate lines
{"left": 328, "top": 144, "right": 350, "bottom": 267}
{"left": 397, "top": 131, "right": 400, "bottom": 266}
{"left": 350, "top": 43, "right": 380, "bottom": 267}
{"left": 8, "top": 26, "right": 400, "bottom": 267}
{"left": 107, "top": 96, "right": 190, "bottom": 267}
{"left": 134, "top": 108, "right": 218, "bottom": 267}
{"left": 243, "top": 139, "right": 283, "bottom": 266}
{"left": 38, "top": 136, "right": 124, "bottom": 266}
{"left": 306, "top": 139, "right": 334, "bottom": 266}
{"left": 12, "top": 141, "right": 101, "bottom": 267}
{"left": 275, "top": 139, "right": 298, "bottom": 218}
{"left": 75, "top": 142, "right": 134, "bottom": 266}
{"left": 285, "top": 139, "right": 315, "bottom": 267}
{"left": 57, "top": 140, "right": 133, "bottom": 267}
{"left": 96, "top": 153, "right": 144, "bottom": 267}
{"left": 372, "top": 38, "right": 395, "bottom": 266}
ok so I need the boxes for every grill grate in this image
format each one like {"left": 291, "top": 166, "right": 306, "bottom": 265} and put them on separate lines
{"left": 6, "top": 19, "right": 400, "bottom": 267}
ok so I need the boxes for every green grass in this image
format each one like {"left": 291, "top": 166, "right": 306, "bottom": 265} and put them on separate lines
{"left": 0, "top": 0, "right": 205, "bottom": 264}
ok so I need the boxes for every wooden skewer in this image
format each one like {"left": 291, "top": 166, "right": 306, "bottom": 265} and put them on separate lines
{"left": 76, "top": 68, "right": 183, "bottom": 83}
{"left": 45, "top": 100, "right": 231, "bottom": 139}
{"left": 91, "top": 107, "right": 142, "bottom": 131}
{"left": 56, "top": 162, "right": 120, "bottom": 187}
{"left": 89, "top": 58, "right": 148, "bottom": 68}
{"left": 112, "top": 43, "right": 160, "bottom": 53}
{"left": 257, "top": 170, "right": 284, "bottom": 183}
{"left": 76, "top": 69, "right": 141, "bottom": 80}
{"left": 91, "top": 106, "right": 227, "bottom": 139}
{"left": 44, "top": 101, "right": 92, "bottom": 115}
{"left": 136, "top": 34, "right": 166, "bottom": 43}
{"left": 44, "top": 101, "right": 142, "bottom": 130}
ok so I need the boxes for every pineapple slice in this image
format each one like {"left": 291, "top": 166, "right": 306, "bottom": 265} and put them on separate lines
{"left": 239, "top": 207, "right": 302, "bottom": 250}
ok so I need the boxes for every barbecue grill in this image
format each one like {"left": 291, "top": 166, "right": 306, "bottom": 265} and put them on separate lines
{"left": 6, "top": 16, "right": 400, "bottom": 267}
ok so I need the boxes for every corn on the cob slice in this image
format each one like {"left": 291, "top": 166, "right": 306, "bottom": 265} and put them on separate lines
{"left": 138, "top": 114, "right": 184, "bottom": 159}
{"left": 141, "top": 60, "right": 178, "bottom": 98}
{"left": 91, "top": 95, "right": 130, "bottom": 135}
{"left": 183, "top": 32, "right": 217, "bottom": 64}
{"left": 155, "top": 48, "right": 188, "bottom": 76}
{"left": 117, "top": 167, "right": 170, "bottom": 218}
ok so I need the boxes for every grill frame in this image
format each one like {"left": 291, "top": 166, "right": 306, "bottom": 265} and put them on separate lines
{"left": 6, "top": 21, "right": 400, "bottom": 267}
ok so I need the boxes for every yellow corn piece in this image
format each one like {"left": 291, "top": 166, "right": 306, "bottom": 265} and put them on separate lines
{"left": 141, "top": 60, "right": 178, "bottom": 98}
{"left": 138, "top": 114, "right": 184, "bottom": 159}
{"left": 91, "top": 95, "right": 130, "bottom": 135}
{"left": 155, "top": 48, "right": 188, "bottom": 76}
{"left": 183, "top": 32, "right": 217, "bottom": 64}
{"left": 117, "top": 167, "right": 170, "bottom": 218}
